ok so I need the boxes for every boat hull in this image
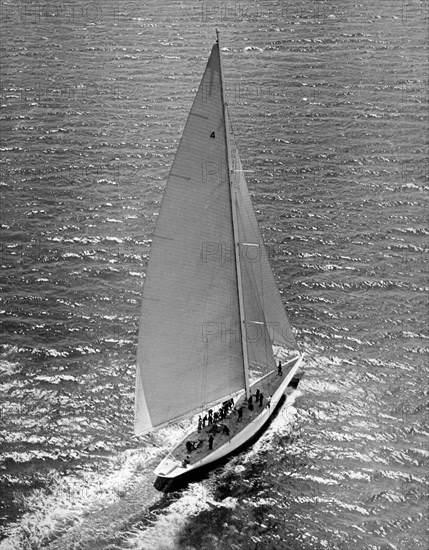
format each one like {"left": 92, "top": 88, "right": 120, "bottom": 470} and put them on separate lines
{"left": 153, "top": 355, "right": 303, "bottom": 484}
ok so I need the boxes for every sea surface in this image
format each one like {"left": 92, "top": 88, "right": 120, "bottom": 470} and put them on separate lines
{"left": 0, "top": 0, "right": 428, "bottom": 549}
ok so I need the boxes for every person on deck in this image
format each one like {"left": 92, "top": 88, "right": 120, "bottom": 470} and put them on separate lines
{"left": 222, "top": 424, "right": 230, "bottom": 436}
{"left": 208, "top": 434, "right": 214, "bottom": 450}
{"left": 278, "top": 361, "right": 283, "bottom": 376}
{"left": 259, "top": 392, "right": 264, "bottom": 407}
{"left": 255, "top": 388, "right": 260, "bottom": 402}
{"left": 223, "top": 398, "right": 234, "bottom": 413}
{"left": 210, "top": 423, "right": 220, "bottom": 434}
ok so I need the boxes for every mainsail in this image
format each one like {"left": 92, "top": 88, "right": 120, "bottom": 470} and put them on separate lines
{"left": 135, "top": 41, "right": 297, "bottom": 436}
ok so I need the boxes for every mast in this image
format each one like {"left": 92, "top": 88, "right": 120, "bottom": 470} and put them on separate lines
{"left": 216, "top": 29, "right": 251, "bottom": 399}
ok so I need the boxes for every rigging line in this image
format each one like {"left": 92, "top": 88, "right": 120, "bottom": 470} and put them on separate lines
{"left": 200, "top": 340, "right": 209, "bottom": 414}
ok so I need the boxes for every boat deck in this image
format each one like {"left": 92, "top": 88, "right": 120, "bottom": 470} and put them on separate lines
{"left": 170, "top": 364, "right": 296, "bottom": 467}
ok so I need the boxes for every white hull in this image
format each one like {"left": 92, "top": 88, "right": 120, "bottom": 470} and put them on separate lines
{"left": 154, "top": 355, "right": 303, "bottom": 480}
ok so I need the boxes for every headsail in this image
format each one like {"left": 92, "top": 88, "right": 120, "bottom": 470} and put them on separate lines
{"left": 135, "top": 43, "right": 245, "bottom": 435}
{"left": 227, "top": 111, "right": 298, "bottom": 357}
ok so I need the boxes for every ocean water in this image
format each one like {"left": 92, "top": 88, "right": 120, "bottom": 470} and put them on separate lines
{"left": 0, "top": 0, "right": 428, "bottom": 549}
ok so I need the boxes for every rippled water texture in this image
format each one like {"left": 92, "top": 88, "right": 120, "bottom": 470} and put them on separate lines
{"left": 1, "top": 0, "right": 428, "bottom": 549}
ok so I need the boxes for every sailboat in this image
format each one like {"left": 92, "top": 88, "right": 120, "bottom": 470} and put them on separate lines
{"left": 134, "top": 31, "right": 304, "bottom": 485}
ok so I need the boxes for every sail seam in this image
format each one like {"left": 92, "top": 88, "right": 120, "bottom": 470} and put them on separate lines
{"left": 190, "top": 113, "right": 209, "bottom": 119}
